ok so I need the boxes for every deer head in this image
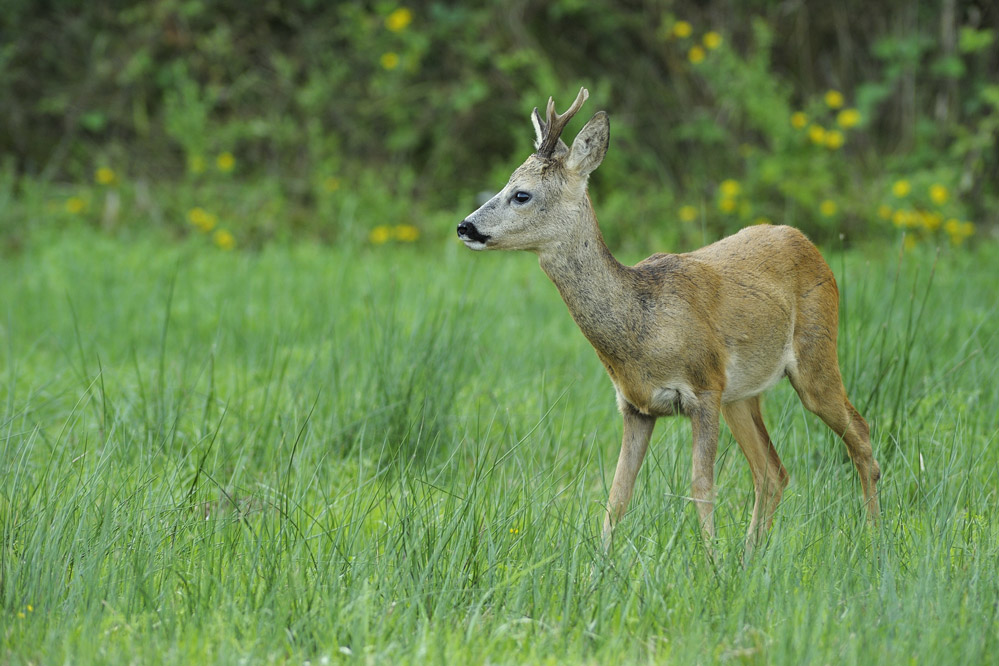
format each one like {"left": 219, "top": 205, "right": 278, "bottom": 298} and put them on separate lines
{"left": 457, "top": 87, "right": 609, "bottom": 253}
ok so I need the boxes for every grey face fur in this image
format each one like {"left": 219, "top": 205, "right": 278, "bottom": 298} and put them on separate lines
{"left": 457, "top": 110, "right": 609, "bottom": 253}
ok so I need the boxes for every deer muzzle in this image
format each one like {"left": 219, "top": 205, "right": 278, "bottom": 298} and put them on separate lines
{"left": 457, "top": 220, "right": 491, "bottom": 247}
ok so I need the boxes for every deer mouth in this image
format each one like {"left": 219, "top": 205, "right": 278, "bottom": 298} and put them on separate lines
{"left": 457, "top": 220, "right": 491, "bottom": 247}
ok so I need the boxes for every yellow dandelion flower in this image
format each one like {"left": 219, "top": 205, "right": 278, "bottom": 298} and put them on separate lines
{"left": 807, "top": 124, "right": 826, "bottom": 145}
{"left": 753, "top": 217, "right": 772, "bottom": 225}
{"left": 922, "top": 211, "right": 942, "bottom": 231}
{"left": 824, "top": 90, "right": 844, "bottom": 109}
{"left": 824, "top": 129, "right": 845, "bottom": 150}
{"left": 95, "top": 167, "right": 116, "bottom": 185}
{"left": 819, "top": 199, "right": 838, "bottom": 217}
{"left": 393, "top": 224, "right": 420, "bottom": 242}
{"left": 187, "top": 207, "right": 217, "bottom": 232}
{"left": 929, "top": 184, "right": 949, "bottom": 205}
{"left": 836, "top": 108, "right": 861, "bottom": 128}
{"left": 216, "top": 152, "right": 235, "bottom": 173}
{"left": 671, "top": 20, "right": 692, "bottom": 38}
{"left": 944, "top": 220, "right": 974, "bottom": 245}
{"left": 719, "top": 179, "right": 741, "bottom": 197}
{"left": 369, "top": 225, "right": 391, "bottom": 244}
{"left": 26, "top": 605, "right": 33, "bottom": 613}
{"left": 380, "top": 52, "right": 400, "bottom": 70}
{"left": 877, "top": 204, "right": 893, "bottom": 220}
{"left": 892, "top": 179, "right": 911, "bottom": 198}
{"left": 323, "top": 177, "right": 341, "bottom": 193}
{"left": 678, "top": 205, "right": 698, "bottom": 222}
{"left": 703, "top": 31, "right": 722, "bottom": 49}
{"left": 892, "top": 210, "right": 908, "bottom": 228}
{"left": 790, "top": 112, "right": 808, "bottom": 130}
{"left": 688, "top": 45, "right": 705, "bottom": 64}
{"left": 718, "top": 197, "right": 737, "bottom": 213}
{"left": 65, "top": 197, "right": 86, "bottom": 214}
{"left": 213, "top": 229, "right": 235, "bottom": 250}
{"left": 188, "top": 155, "right": 206, "bottom": 174}
{"left": 385, "top": 7, "right": 412, "bottom": 33}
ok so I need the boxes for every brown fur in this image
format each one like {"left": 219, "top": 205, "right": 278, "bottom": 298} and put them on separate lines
{"left": 458, "top": 89, "right": 880, "bottom": 555}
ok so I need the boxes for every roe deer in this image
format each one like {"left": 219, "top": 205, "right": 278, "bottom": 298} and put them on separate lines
{"left": 457, "top": 88, "right": 880, "bottom": 554}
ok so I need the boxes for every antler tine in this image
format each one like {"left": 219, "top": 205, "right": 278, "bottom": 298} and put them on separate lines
{"left": 537, "top": 87, "right": 590, "bottom": 158}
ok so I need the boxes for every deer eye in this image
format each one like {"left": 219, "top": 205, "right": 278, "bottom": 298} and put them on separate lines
{"left": 512, "top": 191, "right": 532, "bottom": 204}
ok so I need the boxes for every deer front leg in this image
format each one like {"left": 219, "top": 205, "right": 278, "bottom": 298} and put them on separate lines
{"left": 689, "top": 396, "right": 721, "bottom": 542}
{"left": 601, "top": 405, "right": 657, "bottom": 550}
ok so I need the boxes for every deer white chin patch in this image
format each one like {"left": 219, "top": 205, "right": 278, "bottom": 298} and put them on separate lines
{"left": 461, "top": 238, "right": 489, "bottom": 251}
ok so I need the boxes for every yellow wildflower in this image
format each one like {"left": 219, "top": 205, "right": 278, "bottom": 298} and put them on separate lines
{"left": 719, "top": 179, "right": 741, "bottom": 197}
{"left": 688, "top": 45, "right": 705, "bottom": 64}
{"left": 323, "top": 177, "right": 341, "bottom": 193}
{"left": 213, "top": 229, "right": 235, "bottom": 250}
{"left": 380, "top": 52, "right": 400, "bottom": 70}
{"left": 369, "top": 225, "right": 391, "bottom": 244}
{"left": 790, "top": 112, "right": 808, "bottom": 129}
{"left": 892, "top": 179, "right": 911, "bottom": 198}
{"left": 929, "top": 184, "right": 949, "bottom": 205}
{"left": 922, "top": 211, "right": 942, "bottom": 231}
{"left": 187, "top": 207, "right": 217, "bottom": 233}
{"left": 824, "top": 90, "right": 844, "bottom": 109}
{"left": 718, "top": 197, "right": 737, "bottom": 213}
{"left": 393, "top": 224, "right": 420, "bottom": 242}
{"left": 385, "top": 7, "right": 412, "bottom": 32}
{"left": 188, "top": 155, "right": 206, "bottom": 174}
{"left": 944, "top": 219, "right": 974, "bottom": 245}
{"left": 26, "top": 605, "right": 33, "bottom": 613}
{"left": 703, "top": 31, "right": 722, "bottom": 49}
{"left": 825, "top": 130, "right": 845, "bottom": 150}
{"left": 671, "top": 21, "right": 692, "bottom": 38}
{"left": 753, "top": 217, "right": 772, "bottom": 225}
{"left": 892, "top": 209, "right": 924, "bottom": 228}
{"left": 95, "top": 167, "right": 116, "bottom": 185}
{"left": 65, "top": 197, "right": 86, "bottom": 214}
{"left": 508, "top": 527, "right": 520, "bottom": 534}
{"left": 877, "top": 204, "right": 893, "bottom": 220}
{"left": 678, "top": 205, "right": 698, "bottom": 222}
{"left": 837, "top": 108, "right": 861, "bottom": 128}
{"left": 216, "top": 152, "right": 235, "bottom": 173}
{"left": 903, "top": 235, "right": 918, "bottom": 252}
{"left": 819, "top": 200, "right": 838, "bottom": 217}
{"left": 807, "top": 124, "right": 826, "bottom": 145}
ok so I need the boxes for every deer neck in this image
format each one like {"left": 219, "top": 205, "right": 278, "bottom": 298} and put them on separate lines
{"left": 536, "top": 200, "right": 638, "bottom": 361}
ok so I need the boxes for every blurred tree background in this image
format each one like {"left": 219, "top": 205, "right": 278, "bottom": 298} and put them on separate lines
{"left": 1, "top": 0, "right": 996, "bottom": 251}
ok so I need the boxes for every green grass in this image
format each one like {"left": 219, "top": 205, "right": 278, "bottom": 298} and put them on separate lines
{"left": 2, "top": 229, "right": 998, "bottom": 664}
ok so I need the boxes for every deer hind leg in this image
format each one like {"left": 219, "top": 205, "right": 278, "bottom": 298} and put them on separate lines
{"left": 788, "top": 344, "right": 881, "bottom": 521}
{"left": 721, "top": 396, "right": 788, "bottom": 555}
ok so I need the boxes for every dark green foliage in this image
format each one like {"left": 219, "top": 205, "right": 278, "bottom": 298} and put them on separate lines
{"left": 0, "top": 1, "right": 997, "bottom": 246}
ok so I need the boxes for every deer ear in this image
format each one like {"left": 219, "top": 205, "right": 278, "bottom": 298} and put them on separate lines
{"left": 531, "top": 107, "right": 546, "bottom": 150}
{"left": 566, "top": 111, "right": 609, "bottom": 175}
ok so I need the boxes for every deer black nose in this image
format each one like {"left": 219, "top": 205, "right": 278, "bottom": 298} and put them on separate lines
{"left": 457, "top": 219, "right": 491, "bottom": 244}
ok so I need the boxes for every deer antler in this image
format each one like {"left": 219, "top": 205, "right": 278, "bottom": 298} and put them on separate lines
{"left": 535, "top": 87, "right": 590, "bottom": 159}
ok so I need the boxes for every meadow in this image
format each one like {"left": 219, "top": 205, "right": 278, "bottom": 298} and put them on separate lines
{"left": 2, "top": 227, "right": 998, "bottom": 664}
